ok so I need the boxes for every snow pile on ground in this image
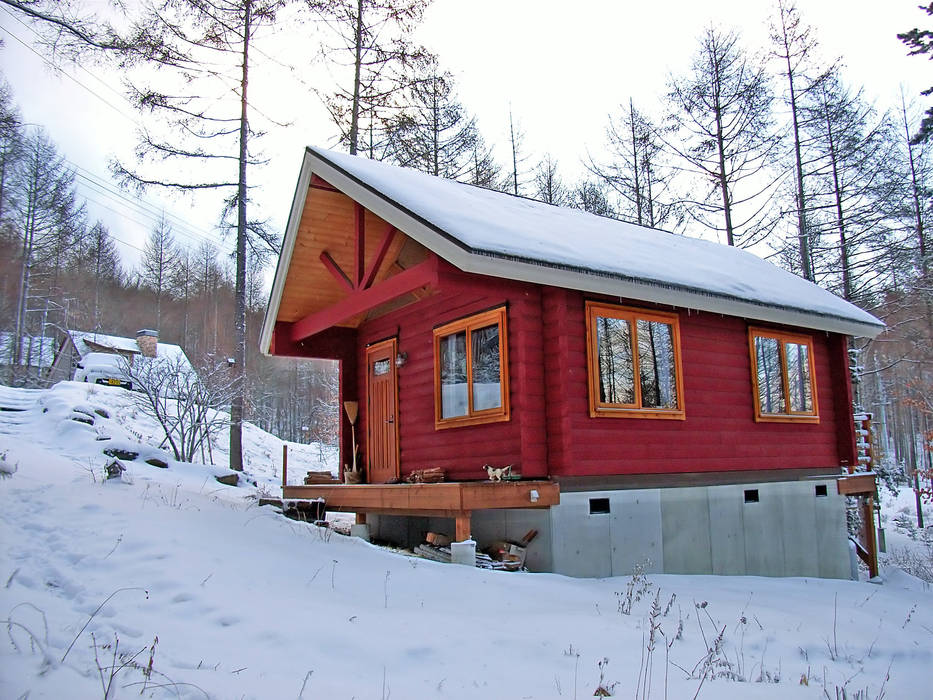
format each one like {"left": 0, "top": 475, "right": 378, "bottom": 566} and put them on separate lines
{"left": 1, "top": 382, "right": 931, "bottom": 698}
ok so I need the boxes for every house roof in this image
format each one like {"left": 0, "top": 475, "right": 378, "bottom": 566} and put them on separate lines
{"left": 67, "top": 331, "right": 193, "bottom": 369}
{"left": 261, "top": 147, "right": 885, "bottom": 352}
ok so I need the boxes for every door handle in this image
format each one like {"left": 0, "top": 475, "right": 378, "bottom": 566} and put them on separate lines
{"left": 386, "top": 417, "right": 394, "bottom": 424}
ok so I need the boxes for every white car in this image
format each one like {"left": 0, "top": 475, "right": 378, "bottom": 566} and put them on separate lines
{"left": 73, "top": 352, "right": 133, "bottom": 390}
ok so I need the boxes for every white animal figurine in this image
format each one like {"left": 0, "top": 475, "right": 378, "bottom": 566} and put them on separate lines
{"left": 484, "top": 464, "right": 512, "bottom": 482}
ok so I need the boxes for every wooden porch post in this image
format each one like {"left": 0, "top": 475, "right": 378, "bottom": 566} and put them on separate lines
{"left": 861, "top": 495, "right": 879, "bottom": 578}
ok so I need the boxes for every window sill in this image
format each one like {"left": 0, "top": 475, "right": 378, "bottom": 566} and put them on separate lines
{"left": 589, "top": 407, "right": 686, "bottom": 420}
{"left": 754, "top": 413, "right": 820, "bottom": 424}
{"left": 435, "top": 412, "right": 511, "bottom": 430}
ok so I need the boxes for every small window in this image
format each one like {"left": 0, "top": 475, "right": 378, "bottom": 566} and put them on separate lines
{"left": 744, "top": 489, "right": 759, "bottom": 503}
{"left": 748, "top": 327, "right": 819, "bottom": 423}
{"left": 585, "top": 301, "right": 685, "bottom": 419}
{"left": 433, "top": 306, "right": 510, "bottom": 429}
{"left": 815, "top": 484, "right": 828, "bottom": 497}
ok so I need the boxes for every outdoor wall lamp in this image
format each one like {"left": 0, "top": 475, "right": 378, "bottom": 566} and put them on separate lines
{"left": 395, "top": 352, "right": 408, "bottom": 368}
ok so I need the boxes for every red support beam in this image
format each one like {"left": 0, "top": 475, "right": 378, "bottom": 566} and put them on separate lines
{"left": 361, "top": 224, "right": 397, "bottom": 290}
{"left": 310, "top": 174, "right": 339, "bottom": 192}
{"left": 354, "top": 203, "right": 365, "bottom": 288}
{"left": 289, "top": 256, "right": 439, "bottom": 343}
{"left": 320, "top": 251, "right": 355, "bottom": 292}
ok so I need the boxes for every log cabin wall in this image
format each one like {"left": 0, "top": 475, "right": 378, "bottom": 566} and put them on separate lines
{"left": 355, "top": 273, "right": 548, "bottom": 481}
{"left": 543, "top": 289, "right": 849, "bottom": 478}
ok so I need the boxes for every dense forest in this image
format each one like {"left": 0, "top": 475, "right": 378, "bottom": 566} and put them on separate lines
{"left": 0, "top": 0, "right": 930, "bottom": 487}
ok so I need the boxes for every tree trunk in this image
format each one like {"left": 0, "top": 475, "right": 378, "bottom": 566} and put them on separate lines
{"left": 349, "top": 0, "right": 363, "bottom": 155}
{"left": 229, "top": 0, "right": 252, "bottom": 472}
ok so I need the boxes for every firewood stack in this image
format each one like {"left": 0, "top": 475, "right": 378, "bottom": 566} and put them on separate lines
{"left": 303, "top": 470, "right": 339, "bottom": 485}
{"left": 404, "top": 467, "right": 445, "bottom": 483}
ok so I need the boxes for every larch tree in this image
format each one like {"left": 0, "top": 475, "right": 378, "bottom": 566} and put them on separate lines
{"left": 385, "top": 56, "right": 477, "bottom": 179}
{"left": 898, "top": 2, "right": 933, "bottom": 144}
{"left": 139, "top": 214, "right": 178, "bottom": 330}
{"left": 800, "top": 69, "right": 901, "bottom": 305}
{"left": 312, "top": 0, "right": 432, "bottom": 157}
{"left": 506, "top": 108, "right": 530, "bottom": 196}
{"left": 533, "top": 153, "right": 569, "bottom": 206}
{"left": 770, "top": 0, "right": 826, "bottom": 280}
{"left": 666, "top": 26, "right": 780, "bottom": 247}
{"left": 587, "top": 98, "right": 678, "bottom": 229}
{"left": 78, "top": 220, "right": 123, "bottom": 330}
{"left": 572, "top": 179, "right": 616, "bottom": 218}
{"left": 10, "top": 128, "right": 83, "bottom": 379}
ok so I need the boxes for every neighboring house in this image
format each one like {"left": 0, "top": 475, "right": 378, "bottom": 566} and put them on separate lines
{"left": 49, "top": 329, "right": 194, "bottom": 383}
{"left": 0, "top": 333, "right": 56, "bottom": 380}
{"left": 260, "top": 146, "right": 885, "bottom": 579}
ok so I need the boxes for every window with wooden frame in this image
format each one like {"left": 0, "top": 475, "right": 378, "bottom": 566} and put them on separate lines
{"left": 748, "top": 327, "right": 819, "bottom": 423}
{"left": 585, "top": 301, "right": 685, "bottom": 419}
{"left": 433, "top": 306, "right": 510, "bottom": 429}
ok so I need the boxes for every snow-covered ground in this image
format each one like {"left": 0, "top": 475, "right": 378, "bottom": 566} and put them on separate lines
{"left": 0, "top": 382, "right": 931, "bottom": 699}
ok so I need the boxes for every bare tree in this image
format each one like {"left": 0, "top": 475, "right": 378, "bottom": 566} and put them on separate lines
{"left": 587, "top": 98, "right": 679, "bottom": 229}
{"left": 533, "top": 153, "right": 569, "bottom": 205}
{"left": 122, "top": 352, "right": 236, "bottom": 463}
{"left": 506, "top": 108, "right": 530, "bottom": 195}
{"left": 770, "top": 0, "right": 826, "bottom": 279}
{"left": 385, "top": 56, "right": 477, "bottom": 179}
{"left": 666, "top": 26, "right": 780, "bottom": 247}
{"left": 312, "top": 0, "right": 431, "bottom": 156}
{"left": 139, "top": 213, "right": 178, "bottom": 330}
{"left": 898, "top": 2, "right": 933, "bottom": 144}
{"left": 801, "top": 69, "right": 901, "bottom": 305}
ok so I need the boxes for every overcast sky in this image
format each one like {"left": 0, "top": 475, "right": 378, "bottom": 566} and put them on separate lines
{"left": 0, "top": 0, "right": 928, "bottom": 271}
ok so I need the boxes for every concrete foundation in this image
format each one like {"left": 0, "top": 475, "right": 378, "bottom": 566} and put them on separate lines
{"left": 365, "top": 477, "right": 851, "bottom": 579}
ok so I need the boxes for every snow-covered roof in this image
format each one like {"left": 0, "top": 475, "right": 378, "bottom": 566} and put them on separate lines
{"left": 68, "top": 331, "right": 193, "bottom": 370}
{"left": 262, "top": 147, "right": 884, "bottom": 351}
{"left": 0, "top": 333, "right": 56, "bottom": 368}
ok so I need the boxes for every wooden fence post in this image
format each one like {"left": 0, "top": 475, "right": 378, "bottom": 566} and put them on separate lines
{"left": 282, "top": 444, "right": 288, "bottom": 490}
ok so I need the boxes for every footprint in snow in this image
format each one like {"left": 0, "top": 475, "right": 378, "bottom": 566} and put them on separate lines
{"left": 215, "top": 615, "right": 240, "bottom": 627}
{"left": 170, "top": 592, "right": 194, "bottom": 604}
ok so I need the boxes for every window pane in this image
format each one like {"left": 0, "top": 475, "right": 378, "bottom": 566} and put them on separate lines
{"left": 440, "top": 331, "right": 467, "bottom": 418}
{"left": 596, "top": 316, "right": 635, "bottom": 405}
{"left": 637, "top": 319, "right": 678, "bottom": 409}
{"left": 785, "top": 342, "right": 812, "bottom": 412}
{"left": 755, "top": 336, "right": 785, "bottom": 413}
{"left": 471, "top": 323, "right": 502, "bottom": 411}
{"left": 373, "top": 359, "right": 390, "bottom": 376}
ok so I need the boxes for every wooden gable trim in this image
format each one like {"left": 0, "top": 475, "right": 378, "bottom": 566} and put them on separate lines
{"left": 289, "top": 255, "right": 440, "bottom": 343}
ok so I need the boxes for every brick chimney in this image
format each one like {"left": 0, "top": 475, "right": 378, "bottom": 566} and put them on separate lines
{"left": 136, "top": 329, "right": 158, "bottom": 358}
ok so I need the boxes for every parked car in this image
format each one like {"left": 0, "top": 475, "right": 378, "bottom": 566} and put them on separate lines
{"left": 73, "top": 352, "right": 133, "bottom": 390}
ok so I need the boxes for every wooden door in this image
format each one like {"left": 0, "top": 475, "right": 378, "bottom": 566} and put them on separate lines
{"left": 366, "top": 338, "right": 399, "bottom": 483}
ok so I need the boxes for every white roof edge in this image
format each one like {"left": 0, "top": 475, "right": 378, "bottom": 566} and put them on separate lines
{"left": 261, "top": 149, "right": 885, "bottom": 349}
{"left": 260, "top": 151, "right": 315, "bottom": 354}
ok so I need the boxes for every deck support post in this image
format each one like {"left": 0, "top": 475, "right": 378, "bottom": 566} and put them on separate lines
{"left": 355, "top": 512, "right": 367, "bottom": 525}
{"left": 454, "top": 511, "right": 471, "bottom": 542}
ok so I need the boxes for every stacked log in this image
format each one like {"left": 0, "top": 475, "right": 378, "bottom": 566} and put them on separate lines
{"left": 304, "top": 470, "right": 339, "bottom": 485}
{"left": 404, "top": 467, "right": 445, "bottom": 483}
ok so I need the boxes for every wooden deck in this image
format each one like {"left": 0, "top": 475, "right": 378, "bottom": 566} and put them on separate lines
{"left": 282, "top": 480, "right": 559, "bottom": 540}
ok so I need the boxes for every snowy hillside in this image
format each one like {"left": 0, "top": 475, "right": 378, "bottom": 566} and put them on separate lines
{"left": 1, "top": 382, "right": 931, "bottom": 699}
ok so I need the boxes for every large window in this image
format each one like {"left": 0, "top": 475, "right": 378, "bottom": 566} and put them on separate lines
{"left": 433, "top": 306, "right": 510, "bottom": 429}
{"left": 585, "top": 301, "right": 685, "bottom": 419}
{"left": 748, "top": 327, "right": 819, "bottom": 423}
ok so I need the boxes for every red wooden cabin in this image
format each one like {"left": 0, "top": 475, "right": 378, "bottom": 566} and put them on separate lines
{"left": 261, "top": 147, "right": 883, "bottom": 578}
